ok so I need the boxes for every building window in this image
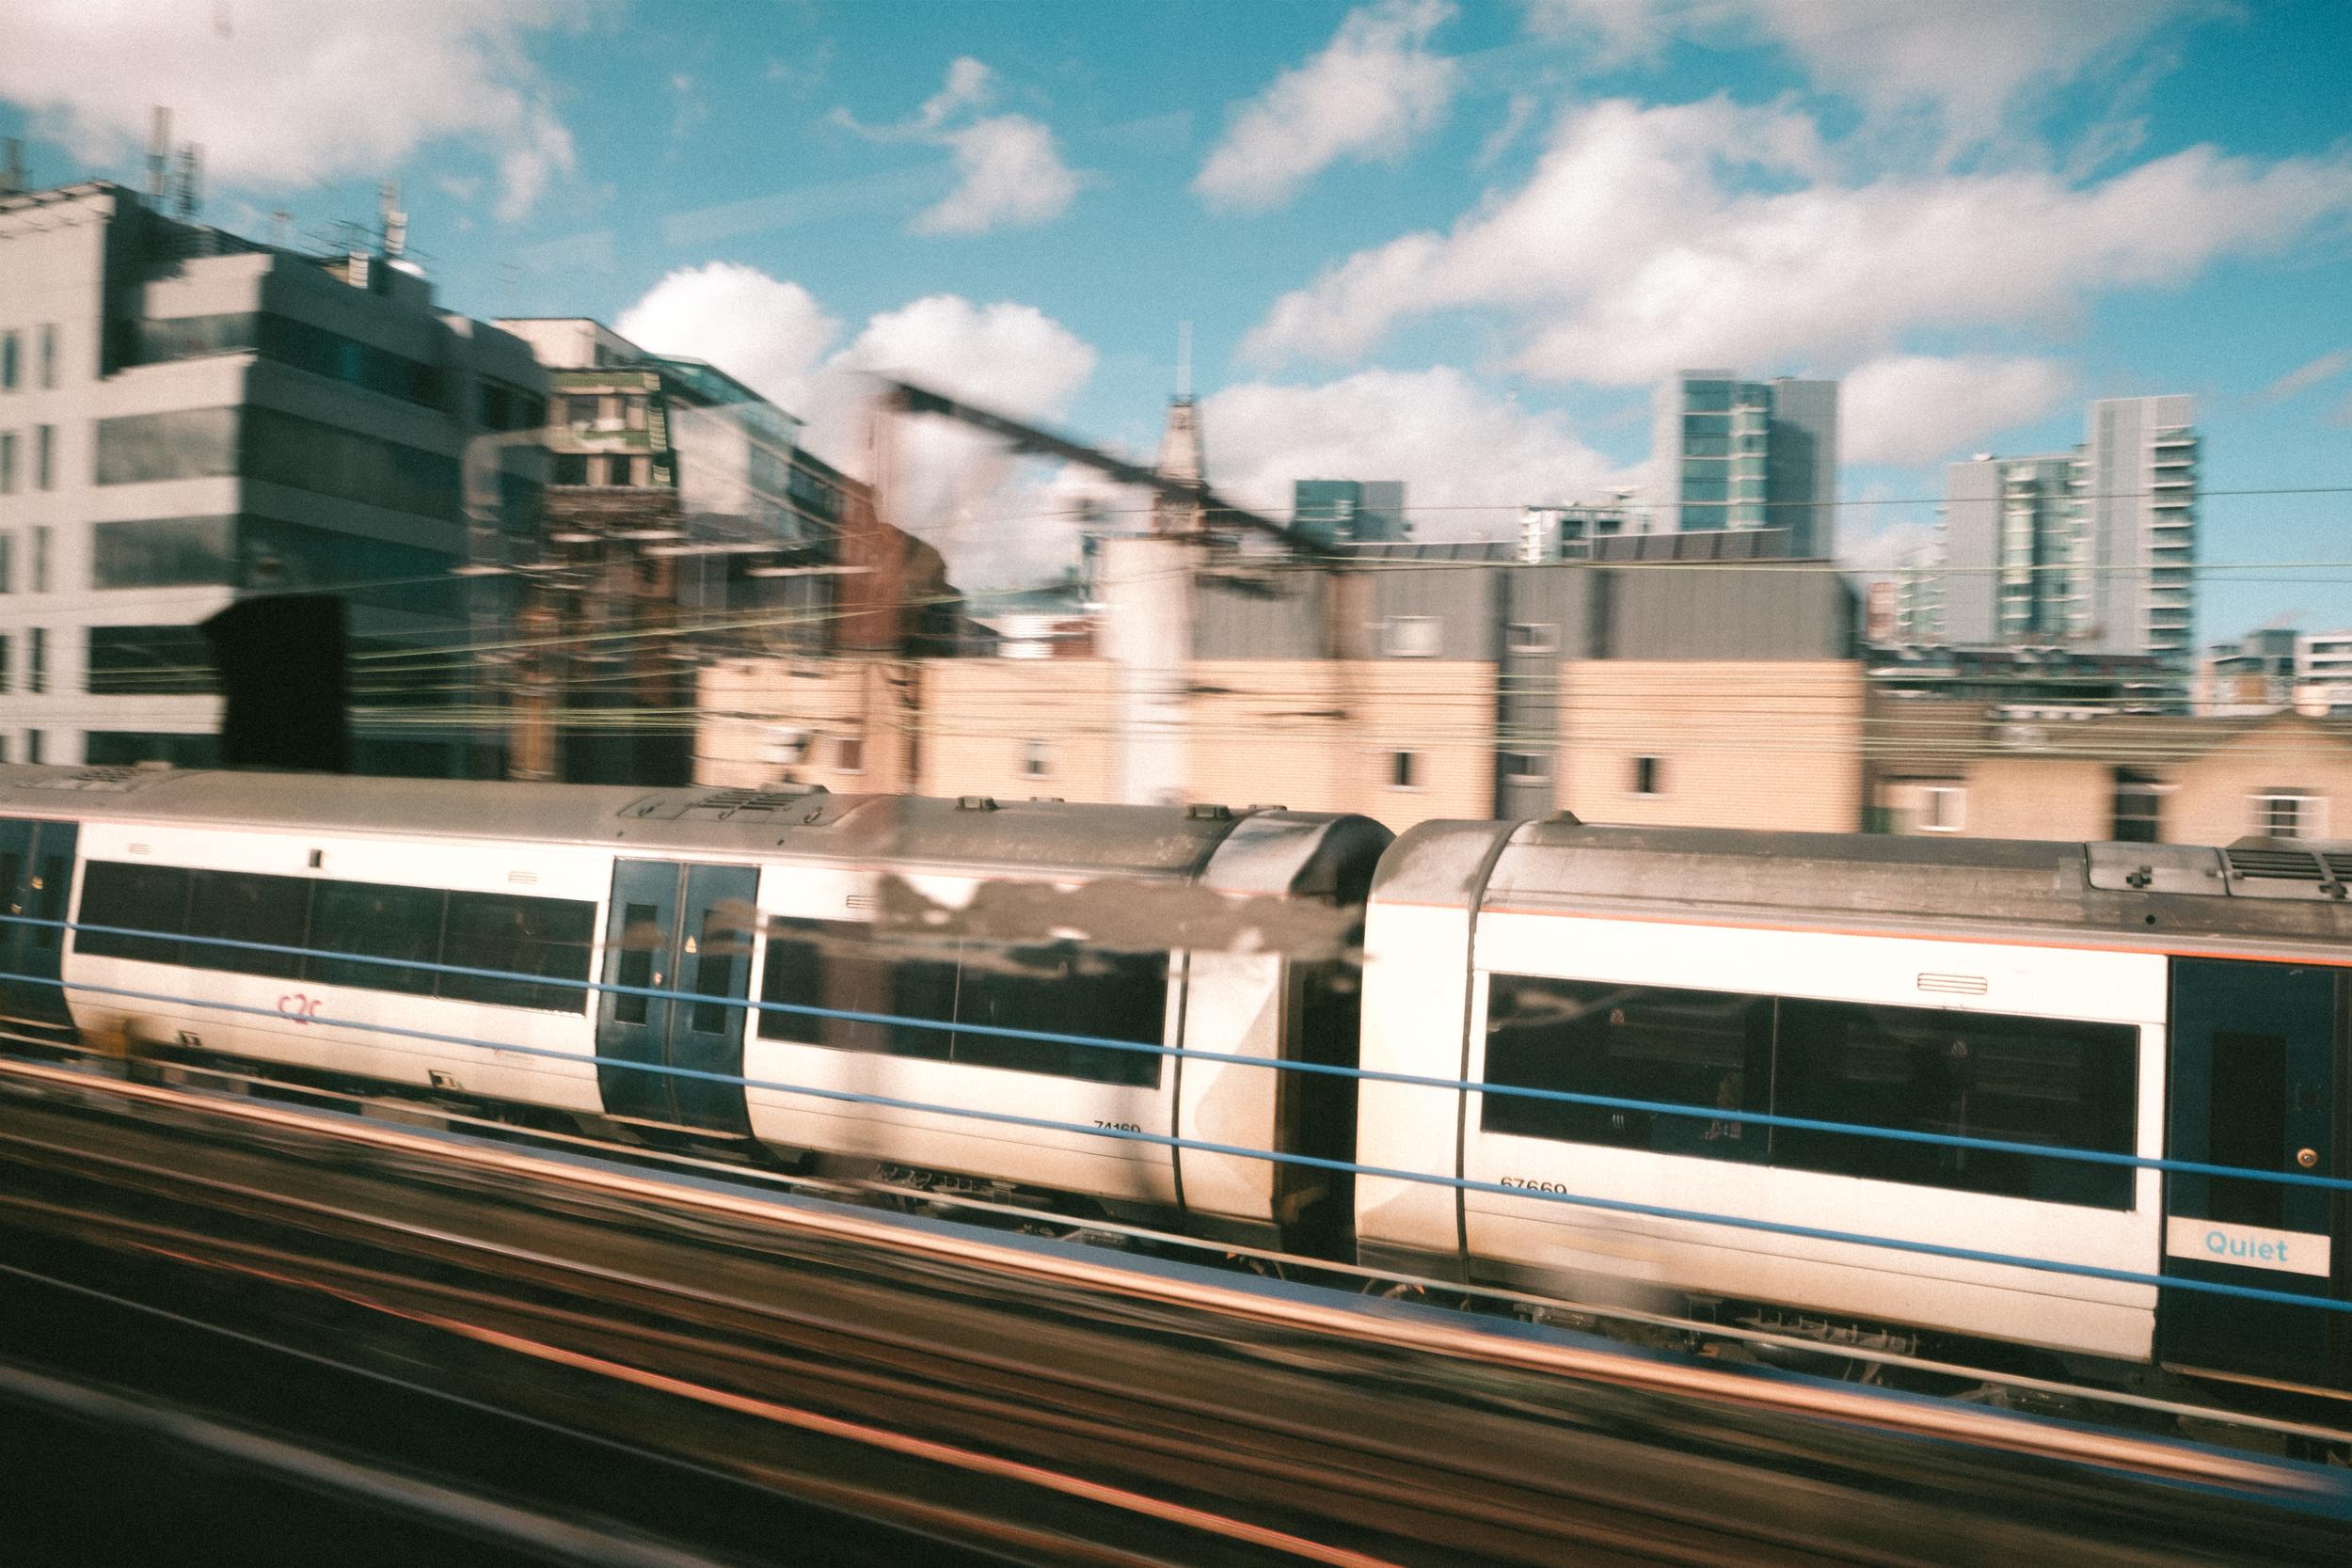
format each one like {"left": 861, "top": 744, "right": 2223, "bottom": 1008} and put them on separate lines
{"left": 39, "top": 325, "right": 56, "bottom": 389}
{"left": 1504, "top": 622, "right": 1558, "bottom": 656}
{"left": 2112, "top": 769, "right": 2164, "bottom": 843}
{"left": 1390, "top": 749, "right": 1423, "bottom": 789}
{"left": 24, "top": 730, "right": 40, "bottom": 765}
{"left": 87, "top": 625, "right": 218, "bottom": 695}
{"left": 551, "top": 453, "right": 590, "bottom": 485}
{"left": 0, "top": 431, "right": 13, "bottom": 493}
{"left": 32, "top": 527, "right": 48, "bottom": 594}
{"left": 27, "top": 628, "right": 44, "bottom": 695}
{"left": 2249, "top": 790, "right": 2327, "bottom": 840}
{"left": 34, "top": 424, "right": 53, "bottom": 489}
{"left": 1, "top": 331, "right": 17, "bottom": 389}
{"left": 1022, "top": 739, "right": 1051, "bottom": 779}
{"left": 605, "top": 453, "right": 633, "bottom": 486}
{"left": 1384, "top": 616, "right": 1441, "bottom": 657}
{"left": 565, "top": 395, "right": 599, "bottom": 431}
{"left": 832, "top": 735, "right": 865, "bottom": 773}
{"left": 0, "top": 635, "right": 9, "bottom": 691}
{"left": 1920, "top": 784, "right": 1966, "bottom": 832}
{"left": 1631, "top": 755, "right": 1664, "bottom": 797}
{"left": 95, "top": 407, "right": 239, "bottom": 485}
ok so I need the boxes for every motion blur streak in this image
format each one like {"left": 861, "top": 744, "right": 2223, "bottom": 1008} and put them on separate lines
{"left": 6, "top": 1054, "right": 2348, "bottom": 1567}
{"left": 3, "top": 1054, "right": 2313, "bottom": 1497}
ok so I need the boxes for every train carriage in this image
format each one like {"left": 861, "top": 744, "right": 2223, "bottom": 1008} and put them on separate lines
{"left": 0, "top": 765, "right": 1390, "bottom": 1253}
{"left": 1359, "top": 816, "right": 2352, "bottom": 1399}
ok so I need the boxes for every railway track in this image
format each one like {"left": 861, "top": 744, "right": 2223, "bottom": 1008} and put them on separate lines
{"left": 1, "top": 1056, "right": 2347, "bottom": 1566}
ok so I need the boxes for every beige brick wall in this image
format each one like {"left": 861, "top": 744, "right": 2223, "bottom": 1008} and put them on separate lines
{"left": 2165, "top": 720, "right": 2352, "bottom": 845}
{"left": 694, "top": 657, "right": 917, "bottom": 794}
{"left": 1879, "top": 758, "right": 2114, "bottom": 841}
{"left": 1559, "top": 661, "right": 1864, "bottom": 832}
{"left": 918, "top": 659, "right": 1119, "bottom": 802}
{"left": 1184, "top": 659, "right": 1496, "bottom": 830}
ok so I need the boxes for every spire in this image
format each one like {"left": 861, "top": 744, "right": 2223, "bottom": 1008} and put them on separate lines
{"left": 1152, "top": 396, "right": 1206, "bottom": 535}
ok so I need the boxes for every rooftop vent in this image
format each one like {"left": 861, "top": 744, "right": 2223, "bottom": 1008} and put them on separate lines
{"left": 2222, "top": 842, "right": 2349, "bottom": 901}
{"left": 622, "top": 784, "right": 828, "bottom": 822}
{"left": 21, "top": 767, "right": 177, "bottom": 794}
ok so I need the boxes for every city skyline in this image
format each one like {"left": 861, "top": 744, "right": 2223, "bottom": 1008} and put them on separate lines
{"left": 2, "top": 2, "right": 2347, "bottom": 639}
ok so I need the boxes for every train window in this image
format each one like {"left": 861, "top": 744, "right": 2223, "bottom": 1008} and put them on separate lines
{"left": 755, "top": 916, "right": 904, "bottom": 1054}
{"left": 437, "top": 892, "right": 595, "bottom": 1011}
{"left": 74, "top": 861, "right": 193, "bottom": 964}
{"left": 686, "top": 903, "right": 752, "bottom": 1036}
{"left": 31, "top": 855, "right": 68, "bottom": 951}
{"left": 755, "top": 918, "right": 829, "bottom": 1042}
{"left": 1480, "top": 975, "right": 2138, "bottom": 1208}
{"left": 755, "top": 917, "right": 1166, "bottom": 1085}
{"left": 184, "top": 870, "right": 310, "bottom": 978}
{"left": 1481, "top": 975, "right": 1769, "bottom": 1160}
{"left": 305, "top": 880, "right": 444, "bottom": 995}
{"left": 887, "top": 942, "right": 961, "bottom": 1062}
{"left": 612, "top": 902, "right": 660, "bottom": 1025}
{"left": 953, "top": 941, "right": 1166, "bottom": 1086}
{"left": 1769, "top": 1000, "right": 2135, "bottom": 1208}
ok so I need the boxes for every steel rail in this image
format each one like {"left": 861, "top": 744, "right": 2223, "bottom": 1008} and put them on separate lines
{"left": 0, "top": 1124, "right": 1900, "bottom": 1567}
{"left": 0, "top": 1054, "right": 2334, "bottom": 1500}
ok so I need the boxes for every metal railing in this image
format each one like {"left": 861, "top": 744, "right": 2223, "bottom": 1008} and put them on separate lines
{"left": 2, "top": 910, "right": 2346, "bottom": 1327}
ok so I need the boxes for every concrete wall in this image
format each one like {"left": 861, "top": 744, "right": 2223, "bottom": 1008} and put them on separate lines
{"left": 920, "top": 658, "right": 1118, "bottom": 802}
{"left": 1889, "top": 757, "right": 2113, "bottom": 842}
{"left": 1558, "top": 659, "right": 1865, "bottom": 832}
{"left": 1184, "top": 658, "right": 1496, "bottom": 830}
{"left": 694, "top": 656, "right": 917, "bottom": 795}
{"left": 2166, "top": 720, "right": 2352, "bottom": 845}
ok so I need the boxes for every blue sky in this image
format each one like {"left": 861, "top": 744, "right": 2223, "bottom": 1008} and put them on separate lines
{"left": 4, "top": 1, "right": 2349, "bottom": 629}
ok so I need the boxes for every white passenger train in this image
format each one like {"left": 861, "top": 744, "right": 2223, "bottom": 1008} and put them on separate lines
{"left": 0, "top": 764, "right": 2345, "bottom": 1403}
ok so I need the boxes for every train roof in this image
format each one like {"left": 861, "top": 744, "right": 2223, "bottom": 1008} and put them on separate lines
{"left": 1375, "top": 815, "right": 2352, "bottom": 957}
{"left": 0, "top": 765, "right": 1383, "bottom": 888}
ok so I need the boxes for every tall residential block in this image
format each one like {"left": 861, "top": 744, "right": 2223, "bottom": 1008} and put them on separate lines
{"left": 1650, "top": 369, "right": 1838, "bottom": 558}
{"left": 0, "top": 182, "right": 548, "bottom": 774}
{"left": 1935, "top": 454, "right": 2077, "bottom": 645}
{"left": 2081, "top": 394, "right": 2196, "bottom": 662}
{"left": 1904, "top": 395, "right": 2198, "bottom": 667}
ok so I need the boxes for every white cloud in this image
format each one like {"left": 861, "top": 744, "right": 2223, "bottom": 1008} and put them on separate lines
{"left": 1195, "top": 0, "right": 1458, "bottom": 212}
{"left": 915, "top": 115, "right": 1083, "bottom": 235}
{"left": 1202, "top": 367, "right": 1629, "bottom": 532}
{"left": 616, "top": 263, "right": 844, "bottom": 415}
{"left": 1245, "top": 95, "right": 2352, "bottom": 386}
{"left": 0, "top": 0, "right": 594, "bottom": 220}
{"left": 1522, "top": 1, "right": 2191, "bottom": 150}
{"left": 2263, "top": 348, "right": 2352, "bottom": 404}
{"left": 1841, "top": 354, "right": 2074, "bottom": 467}
{"left": 615, "top": 267, "right": 1099, "bottom": 586}
{"left": 834, "top": 58, "right": 1086, "bottom": 236}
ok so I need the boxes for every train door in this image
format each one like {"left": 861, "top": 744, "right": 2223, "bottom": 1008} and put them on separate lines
{"left": 2160, "top": 958, "right": 2349, "bottom": 1392}
{"left": 0, "top": 817, "right": 78, "bottom": 1034}
{"left": 595, "top": 861, "right": 757, "bottom": 1134}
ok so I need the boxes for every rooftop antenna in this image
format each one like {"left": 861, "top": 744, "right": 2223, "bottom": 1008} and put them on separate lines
{"left": 147, "top": 106, "right": 171, "bottom": 200}
{"left": 268, "top": 209, "right": 291, "bottom": 247}
{"left": 172, "top": 143, "right": 202, "bottom": 219}
{"left": 0, "top": 139, "right": 24, "bottom": 197}
{"left": 1175, "top": 320, "right": 1193, "bottom": 402}
{"left": 378, "top": 176, "right": 407, "bottom": 259}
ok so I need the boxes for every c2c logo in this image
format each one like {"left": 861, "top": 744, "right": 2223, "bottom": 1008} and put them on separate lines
{"left": 277, "top": 992, "right": 323, "bottom": 1024}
